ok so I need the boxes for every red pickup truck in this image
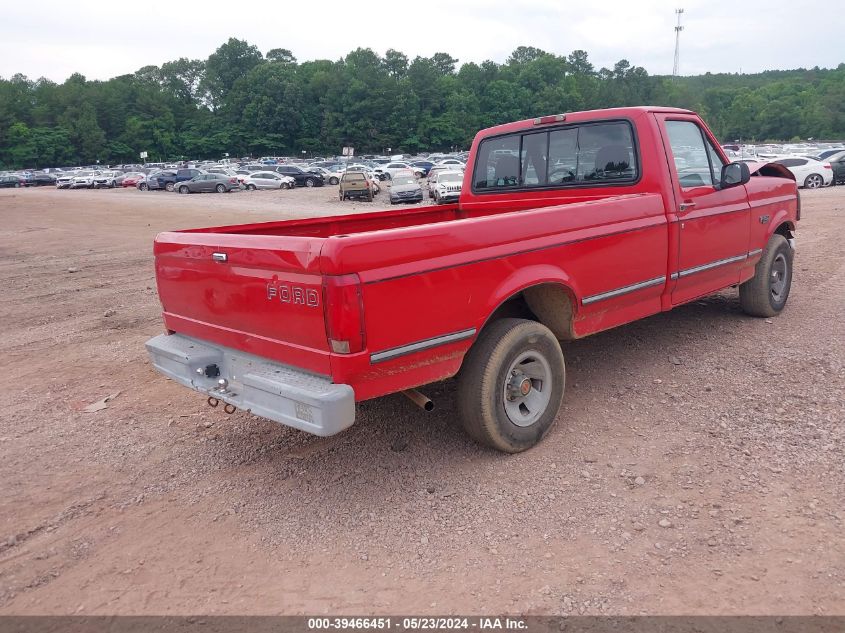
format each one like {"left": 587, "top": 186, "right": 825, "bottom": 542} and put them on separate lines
{"left": 146, "top": 107, "right": 799, "bottom": 453}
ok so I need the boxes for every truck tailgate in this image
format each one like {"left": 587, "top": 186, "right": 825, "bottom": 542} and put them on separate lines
{"left": 154, "top": 231, "right": 331, "bottom": 375}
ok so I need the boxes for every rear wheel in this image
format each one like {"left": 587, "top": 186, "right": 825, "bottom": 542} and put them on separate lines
{"left": 804, "top": 173, "right": 824, "bottom": 189}
{"left": 457, "top": 318, "right": 565, "bottom": 453}
{"left": 247, "top": 184, "right": 257, "bottom": 190}
{"left": 739, "top": 234, "right": 793, "bottom": 317}
{"left": 215, "top": 184, "right": 226, "bottom": 193}
{"left": 165, "top": 182, "right": 175, "bottom": 192}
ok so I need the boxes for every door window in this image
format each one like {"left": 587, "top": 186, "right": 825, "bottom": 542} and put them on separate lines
{"left": 665, "top": 120, "right": 715, "bottom": 188}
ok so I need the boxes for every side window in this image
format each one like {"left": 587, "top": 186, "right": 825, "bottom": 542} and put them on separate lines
{"left": 520, "top": 132, "right": 547, "bottom": 186}
{"left": 474, "top": 134, "right": 520, "bottom": 189}
{"left": 665, "top": 121, "right": 715, "bottom": 188}
{"left": 705, "top": 140, "right": 725, "bottom": 184}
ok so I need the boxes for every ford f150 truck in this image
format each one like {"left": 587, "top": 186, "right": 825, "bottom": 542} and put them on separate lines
{"left": 146, "top": 107, "right": 799, "bottom": 453}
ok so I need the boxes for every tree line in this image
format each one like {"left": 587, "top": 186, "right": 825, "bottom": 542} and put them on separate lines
{"left": 1, "top": 38, "right": 843, "bottom": 169}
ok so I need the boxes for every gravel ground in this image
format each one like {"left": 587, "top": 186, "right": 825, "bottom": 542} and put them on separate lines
{"left": 0, "top": 184, "right": 842, "bottom": 615}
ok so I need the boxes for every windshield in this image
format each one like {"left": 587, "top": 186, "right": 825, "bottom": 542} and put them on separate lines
{"left": 393, "top": 177, "right": 416, "bottom": 185}
{"left": 439, "top": 173, "right": 462, "bottom": 183}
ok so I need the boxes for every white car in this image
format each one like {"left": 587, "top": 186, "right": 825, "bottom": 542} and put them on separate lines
{"left": 93, "top": 170, "right": 122, "bottom": 188}
{"left": 432, "top": 170, "right": 463, "bottom": 204}
{"left": 772, "top": 157, "right": 833, "bottom": 189}
{"left": 56, "top": 173, "right": 77, "bottom": 189}
{"left": 70, "top": 170, "right": 99, "bottom": 189}
{"left": 383, "top": 162, "right": 415, "bottom": 180}
{"left": 436, "top": 158, "right": 466, "bottom": 169}
{"left": 242, "top": 171, "right": 295, "bottom": 190}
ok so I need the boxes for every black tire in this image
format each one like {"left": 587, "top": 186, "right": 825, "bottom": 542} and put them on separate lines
{"left": 457, "top": 318, "right": 565, "bottom": 453}
{"left": 739, "top": 234, "right": 793, "bottom": 317}
{"left": 366, "top": 191, "right": 373, "bottom": 202}
{"left": 215, "top": 184, "right": 225, "bottom": 193}
{"left": 434, "top": 192, "right": 441, "bottom": 204}
{"left": 139, "top": 183, "right": 148, "bottom": 191}
{"left": 247, "top": 184, "right": 257, "bottom": 190}
{"left": 165, "top": 182, "right": 175, "bottom": 192}
{"left": 305, "top": 178, "right": 315, "bottom": 187}
{"left": 803, "top": 174, "right": 824, "bottom": 189}
{"left": 178, "top": 185, "right": 189, "bottom": 194}
{"left": 329, "top": 177, "right": 339, "bottom": 185}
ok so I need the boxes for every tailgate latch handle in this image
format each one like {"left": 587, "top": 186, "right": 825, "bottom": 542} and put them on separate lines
{"left": 212, "top": 252, "right": 228, "bottom": 263}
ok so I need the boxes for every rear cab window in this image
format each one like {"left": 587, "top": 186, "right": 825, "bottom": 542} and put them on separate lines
{"left": 472, "top": 120, "right": 638, "bottom": 193}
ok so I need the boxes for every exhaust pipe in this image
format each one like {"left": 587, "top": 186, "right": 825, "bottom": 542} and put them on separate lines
{"left": 402, "top": 389, "right": 434, "bottom": 412}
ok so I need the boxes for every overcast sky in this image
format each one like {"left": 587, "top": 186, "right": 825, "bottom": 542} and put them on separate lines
{"left": 2, "top": 0, "right": 843, "bottom": 82}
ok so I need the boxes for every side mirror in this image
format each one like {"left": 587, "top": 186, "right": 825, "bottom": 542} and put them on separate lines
{"left": 719, "top": 162, "right": 750, "bottom": 189}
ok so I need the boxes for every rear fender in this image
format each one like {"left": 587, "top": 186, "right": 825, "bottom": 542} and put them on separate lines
{"left": 479, "top": 265, "right": 581, "bottom": 340}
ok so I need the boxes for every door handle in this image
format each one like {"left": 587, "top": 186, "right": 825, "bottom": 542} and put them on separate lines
{"left": 679, "top": 201, "right": 697, "bottom": 213}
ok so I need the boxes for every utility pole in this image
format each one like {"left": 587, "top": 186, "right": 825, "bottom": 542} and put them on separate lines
{"left": 673, "top": 8, "right": 684, "bottom": 79}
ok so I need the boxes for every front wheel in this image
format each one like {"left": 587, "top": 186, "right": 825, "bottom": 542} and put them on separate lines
{"left": 804, "top": 174, "right": 824, "bottom": 189}
{"left": 329, "top": 177, "right": 339, "bottom": 185}
{"left": 305, "top": 178, "right": 315, "bottom": 187}
{"left": 739, "top": 234, "right": 793, "bottom": 317}
{"left": 178, "top": 185, "right": 189, "bottom": 194}
{"left": 457, "top": 318, "right": 565, "bottom": 453}
{"left": 139, "top": 183, "right": 148, "bottom": 191}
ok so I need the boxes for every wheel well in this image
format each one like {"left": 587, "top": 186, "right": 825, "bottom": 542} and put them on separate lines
{"left": 775, "top": 222, "right": 794, "bottom": 240}
{"left": 484, "top": 283, "right": 577, "bottom": 341}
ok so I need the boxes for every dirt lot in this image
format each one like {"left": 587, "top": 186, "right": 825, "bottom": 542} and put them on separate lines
{"left": 0, "top": 184, "right": 842, "bottom": 615}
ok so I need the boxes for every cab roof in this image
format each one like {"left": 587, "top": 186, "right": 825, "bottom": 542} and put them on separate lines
{"left": 477, "top": 106, "right": 696, "bottom": 138}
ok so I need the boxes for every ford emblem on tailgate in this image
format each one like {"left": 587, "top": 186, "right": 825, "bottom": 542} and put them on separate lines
{"left": 267, "top": 282, "right": 320, "bottom": 307}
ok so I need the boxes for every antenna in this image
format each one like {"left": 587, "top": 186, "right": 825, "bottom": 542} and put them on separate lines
{"left": 673, "top": 8, "right": 684, "bottom": 78}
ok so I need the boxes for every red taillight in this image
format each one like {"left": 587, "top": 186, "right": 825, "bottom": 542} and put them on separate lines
{"left": 323, "top": 274, "right": 365, "bottom": 354}
{"left": 823, "top": 164, "right": 832, "bottom": 169}
{"left": 229, "top": 178, "right": 238, "bottom": 183}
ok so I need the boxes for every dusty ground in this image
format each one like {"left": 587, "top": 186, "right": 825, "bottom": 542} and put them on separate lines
{"left": 0, "top": 184, "right": 842, "bottom": 616}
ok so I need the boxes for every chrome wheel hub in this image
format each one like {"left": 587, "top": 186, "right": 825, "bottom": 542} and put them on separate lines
{"left": 502, "top": 351, "right": 552, "bottom": 427}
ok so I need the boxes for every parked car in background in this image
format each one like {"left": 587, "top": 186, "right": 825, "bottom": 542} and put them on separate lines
{"left": 56, "top": 173, "right": 76, "bottom": 189}
{"left": 119, "top": 172, "right": 146, "bottom": 187}
{"left": 175, "top": 168, "right": 205, "bottom": 184}
{"left": 28, "top": 173, "right": 57, "bottom": 186}
{"left": 70, "top": 171, "right": 98, "bottom": 189}
{"left": 339, "top": 170, "right": 375, "bottom": 201}
{"left": 410, "top": 160, "right": 435, "bottom": 177}
{"left": 274, "top": 165, "right": 325, "bottom": 187}
{"left": 309, "top": 166, "right": 344, "bottom": 185}
{"left": 93, "top": 170, "right": 122, "bottom": 188}
{"left": 773, "top": 157, "right": 833, "bottom": 189}
{"left": 242, "top": 172, "right": 294, "bottom": 190}
{"left": 431, "top": 170, "right": 463, "bottom": 204}
{"left": 175, "top": 174, "right": 241, "bottom": 194}
{"left": 0, "top": 174, "right": 25, "bottom": 188}
{"left": 437, "top": 158, "right": 466, "bottom": 169}
{"left": 388, "top": 172, "right": 423, "bottom": 204}
{"left": 383, "top": 162, "right": 415, "bottom": 179}
{"left": 140, "top": 171, "right": 177, "bottom": 191}
{"left": 817, "top": 150, "right": 845, "bottom": 184}
{"left": 815, "top": 148, "right": 845, "bottom": 161}
{"left": 426, "top": 165, "right": 454, "bottom": 197}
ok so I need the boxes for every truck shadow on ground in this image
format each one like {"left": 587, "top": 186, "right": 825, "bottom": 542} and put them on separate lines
{"left": 204, "top": 290, "right": 750, "bottom": 475}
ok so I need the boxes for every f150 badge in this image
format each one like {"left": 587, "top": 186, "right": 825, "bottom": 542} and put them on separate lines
{"left": 266, "top": 282, "right": 320, "bottom": 307}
